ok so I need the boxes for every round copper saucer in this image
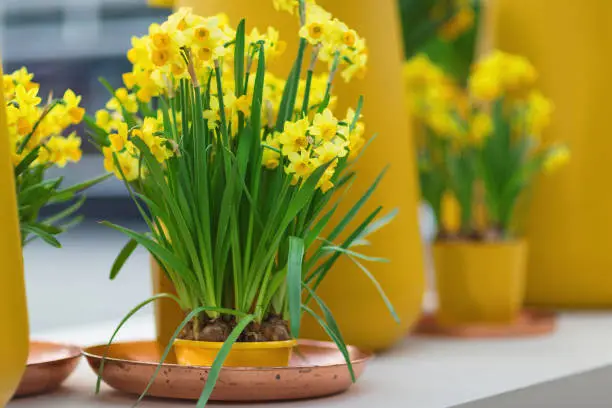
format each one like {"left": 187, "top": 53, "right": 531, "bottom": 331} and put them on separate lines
{"left": 14, "top": 341, "right": 81, "bottom": 397}
{"left": 414, "top": 309, "right": 557, "bottom": 338}
{"left": 83, "top": 339, "right": 372, "bottom": 402}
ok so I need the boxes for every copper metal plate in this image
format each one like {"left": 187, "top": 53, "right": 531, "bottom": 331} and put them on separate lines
{"left": 83, "top": 339, "right": 372, "bottom": 402}
{"left": 415, "top": 309, "right": 557, "bottom": 338}
{"left": 14, "top": 341, "right": 81, "bottom": 398}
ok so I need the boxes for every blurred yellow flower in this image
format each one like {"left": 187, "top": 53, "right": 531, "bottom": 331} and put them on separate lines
{"left": 524, "top": 91, "right": 554, "bottom": 137}
{"left": 106, "top": 88, "right": 139, "bottom": 113}
{"left": 316, "top": 166, "right": 336, "bottom": 193}
{"left": 543, "top": 145, "right": 570, "bottom": 174}
{"left": 469, "top": 112, "right": 493, "bottom": 144}
{"left": 470, "top": 51, "right": 537, "bottom": 102}
{"left": 11, "top": 67, "right": 39, "bottom": 91}
{"left": 38, "top": 133, "right": 82, "bottom": 167}
{"left": 314, "top": 140, "right": 347, "bottom": 164}
{"left": 109, "top": 122, "right": 129, "bottom": 152}
{"left": 248, "top": 27, "right": 287, "bottom": 60}
{"left": 2, "top": 75, "right": 15, "bottom": 98}
{"left": 469, "top": 74, "right": 502, "bottom": 101}
{"left": 5, "top": 67, "right": 84, "bottom": 171}
{"left": 272, "top": 0, "right": 298, "bottom": 14}
{"left": 62, "top": 89, "right": 85, "bottom": 124}
{"left": 262, "top": 134, "right": 282, "bottom": 169}
{"left": 113, "top": 150, "right": 140, "bottom": 181}
{"left": 15, "top": 84, "right": 41, "bottom": 107}
{"left": 235, "top": 95, "right": 251, "bottom": 116}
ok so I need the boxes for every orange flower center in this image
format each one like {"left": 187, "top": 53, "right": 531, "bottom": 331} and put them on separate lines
{"left": 309, "top": 23, "right": 323, "bottom": 39}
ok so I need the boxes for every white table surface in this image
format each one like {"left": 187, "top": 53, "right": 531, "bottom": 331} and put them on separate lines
{"left": 9, "top": 311, "right": 612, "bottom": 408}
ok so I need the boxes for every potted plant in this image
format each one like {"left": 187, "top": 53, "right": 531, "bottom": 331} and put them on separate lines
{"left": 88, "top": 2, "right": 397, "bottom": 404}
{"left": 4, "top": 68, "right": 108, "bottom": 248}
{"left": 2, "top": 66, "right": 107, "bottom": 398}
{"left": 405, "top": 52, "right": 569, "bottom": 325}
{"left": 153, "top": 0, "right": 424, "bottom": 353}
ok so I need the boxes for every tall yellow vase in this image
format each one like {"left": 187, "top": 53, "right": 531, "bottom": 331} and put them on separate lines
{"left": 0, "top": 65, "right": 30, "bottom": 405}
{"left": 497, "top": 0, "right": 612, "bottom": 307}
{"left": 152, "top": 0, "right": 425, "bottom": 350}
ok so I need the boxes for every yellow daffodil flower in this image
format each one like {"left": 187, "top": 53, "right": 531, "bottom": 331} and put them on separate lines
{"left": 286, "top": 149, "right": 313, "bottom": 179}
{"left": 279, "top": 118, "right": 310, "bottom": 154}
{"left": 309, "top": 109, "right": 340, "bottom": 142}
{"left": 262, "top": 134, "right": 282, "bottom": 169}
{"left": 109, "top": 122, "right": 129, "bottom": 152}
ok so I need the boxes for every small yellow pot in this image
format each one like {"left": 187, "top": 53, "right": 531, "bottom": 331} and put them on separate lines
{"left": 173, "top": 339, "right": 297, "bottom": 367}
{"left": 433, "top": 240, "right": 527, "bottom": 325}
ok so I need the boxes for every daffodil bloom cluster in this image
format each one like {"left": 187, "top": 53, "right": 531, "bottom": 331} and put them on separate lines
{"left": 272, "top": 0, "right": 367, "bottom": 82}
{"left": 404, "top": 55, "right": 469, "bottom": 141}
{"left": 297, "top": 3, "right": 367, "bottom": 83}
{"left": 3, "top": 67, "right": 84, "bottom": 168}
{"left": 95, "top": 4, "right": 366, "bottom": 189}
{"left": 405, "top": 52, "right": 569, "bottom": 239}
{"left": 101, "top": 118, "right": 175, "bottom": 182}
{"left": 5, "top": 67, "right": 108, "bottom": 249}
{"left": 469, "top": 51, "right": 538, "bottom": 102}
{"left": 264, "top": 107, "right": 365, "bottom": 191}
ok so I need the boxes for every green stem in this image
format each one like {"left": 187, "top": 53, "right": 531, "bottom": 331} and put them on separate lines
{"left": 301, "top": 44, "right": 320, "bottom": 115}
{"left": 301, "top": 70, "right": 314, "bottom": 115}
{"left": 285, "top": 38, "right": 308, "bottom": 121}
{"left": 214, "top": 60, "right": 230, "bottom": 147}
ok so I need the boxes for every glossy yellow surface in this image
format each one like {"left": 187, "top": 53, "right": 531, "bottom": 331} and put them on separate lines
{"left": 497, "top": 0, "right": 612, "bottom": 307}
{"left": 0, "top": 65, "right": 29, "bottom": 406}
{"left": 174, "top": 339, "right": 297, "bottom": 367}
{"left": 433, "top": 241, "right": 527, "bottom": 325}
{"left": 150, "top": 0, "right": 425, "bottom": 351}
{"left": 151, "top": 259, "right": 184, "bottom": 349}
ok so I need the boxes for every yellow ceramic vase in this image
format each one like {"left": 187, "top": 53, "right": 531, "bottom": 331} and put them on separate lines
{"left": 0, "top": 65, "right": 30, "bottom": 405}
{"left": 151, "top": 0, "right": 425, "bottom": 351}
{"left": 433, "top": 241, "right": 527, "bottom": 325}
{"left": 174, "top": 339, "right": 297, "bottom": 367}
{"left": 496, "top": 0, "right": 612, "bottom": 307}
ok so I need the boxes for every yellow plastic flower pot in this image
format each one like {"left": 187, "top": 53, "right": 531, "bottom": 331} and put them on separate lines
{"left": 0, "top": 64, "right": 29, "bottom": 405}
{"left": 149, "top": 0, "right": 425, "bottom": 352}
{"left": 496, "top": 0, "right": 612, "bottom": 308}
{"left": 173, "top": 339, "right": 297, "bottom": 367}
{"left": 433, "top": 240, "right": 527, "bottom": 325}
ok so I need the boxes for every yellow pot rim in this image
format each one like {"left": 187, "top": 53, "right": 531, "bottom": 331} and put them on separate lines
{"left": 174, "top": 338, "right": 298, "bottom": 350}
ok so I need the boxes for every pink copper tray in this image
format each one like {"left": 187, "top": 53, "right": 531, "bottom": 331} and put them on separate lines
{"left": 14, "top": 341, "right": 81, "bottom": 397}
{"left": 83, "top": 339, "right": 372, "bottom": 402}
{"left": 415, "top": 309, "right": 557, "bottom": 338}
